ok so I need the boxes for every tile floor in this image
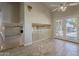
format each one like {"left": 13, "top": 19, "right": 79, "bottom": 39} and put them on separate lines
{"left": 1, "top": 39, "right": 79, "bottom": 56}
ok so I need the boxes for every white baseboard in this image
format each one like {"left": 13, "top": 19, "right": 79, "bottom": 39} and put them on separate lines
{"left": 24, "top": 42, "right": 32, "bottom": 46}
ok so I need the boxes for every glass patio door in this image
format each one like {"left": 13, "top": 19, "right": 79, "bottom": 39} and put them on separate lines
{"left": 65, "top": 18, "right": 78, "bottom": 42}
{"left": 55, "top": 17, "right": 78, "bottom": 43}
{"left": 55, "top": 19, "right": 64, "bottom": 39}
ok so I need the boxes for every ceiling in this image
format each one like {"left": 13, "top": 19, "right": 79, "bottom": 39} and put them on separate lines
{"left": 43, "top": 2, "right": 79, "bottom": 11}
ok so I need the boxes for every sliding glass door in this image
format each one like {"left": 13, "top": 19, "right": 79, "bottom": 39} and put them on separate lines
{"left": 55, "top": 19, "right": 64, "bottom": 39}
{"left": 65, "top": 18, "right": 77, "bottom": 41}
{"left": 55, "top": 17, "right": 79, "bottom": 43}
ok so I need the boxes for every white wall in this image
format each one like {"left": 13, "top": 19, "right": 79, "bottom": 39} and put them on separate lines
{"left": 0, "top": 3, "right": 22, "bottom": 24}
{"left": 24, "top": 2, "right": 52, "bottom": 45}
{"left": 0, "top": 3, "right": 24, "bottom": 50}
{"left": 0, "top": 3, "right": 12, "bottom": 24}
{"left": 25, "top": 2, "right": 51, "bottom": 24}
{"left": 20, "top": 3, "right": 24, "bottom": 25}
{"left": 24, "top": 3, "right": 32, "bottom": 45}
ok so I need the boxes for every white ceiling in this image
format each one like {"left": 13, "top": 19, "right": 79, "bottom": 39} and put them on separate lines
{"left": 43, "top": 2, "right": 64, "bottom": 7}
{"left": 43, "top": 2, "right": 79, "bottom": 11}
{"left": 43, "top": 2, "right": 66, "bottom": 9}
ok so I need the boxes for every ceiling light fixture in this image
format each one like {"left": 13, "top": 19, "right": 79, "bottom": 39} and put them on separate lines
{"left": 58, "top": 3, "right": 67, "bottom": 12}
{"left": 60, "top": 6, "right": 67, "bottom": 12}
{"left": 51, "top": 2, "right": 79, "bottom": 12}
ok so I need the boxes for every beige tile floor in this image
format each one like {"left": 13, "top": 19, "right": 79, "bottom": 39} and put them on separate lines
{"left": 1, "top": 39, "right": 79, "bottom": 56}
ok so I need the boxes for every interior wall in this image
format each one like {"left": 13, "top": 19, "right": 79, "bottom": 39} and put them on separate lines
{"left": 20, "top": 3, "right": 24, "bottom": 25}
{"left": 0, "top": 2, "right": 24, "bottom": 50}
{"left": 0, "top": 2, "right": 23, "bottom": 24}
{"left": 25, "top": 2, "right": 51, "bottom": 24}
{"left": 0, "top": 3, "right": 12, "bottom": 24}
{"left": 11, "top": 3, "right": 20, "bottom": 23}
{"left": 24, "top": 2, "right": 52, "bottom": 45}
{"left": 3, "top": 3, "right": 23, "bottom": 37}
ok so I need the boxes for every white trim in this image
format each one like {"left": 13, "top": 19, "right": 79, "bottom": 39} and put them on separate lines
{"left": 24, "top": 42, "right": 32, "bottom": 46}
